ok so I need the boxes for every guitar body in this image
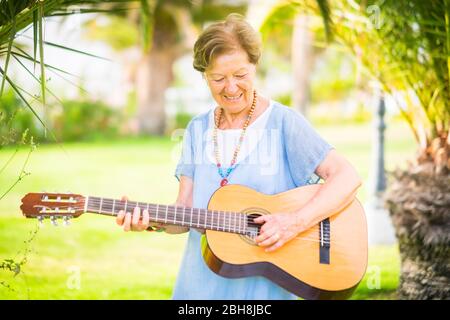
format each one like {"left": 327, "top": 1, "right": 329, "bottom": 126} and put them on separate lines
{"left": 202, "top": 184, "right": 368, "bottom": 300}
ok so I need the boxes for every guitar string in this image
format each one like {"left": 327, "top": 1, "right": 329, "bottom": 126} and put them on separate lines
{"left": 80, "top": 198, "right": 332, "bottom": 231}
{"left": 30, "top": 206, "right": 338, "bottom": 244}
{"left": 36, "top": 202, "right": 329, "bottom": 231}
{"left": 33, "top": 202, "right": 330, "bottom": 235}
{"left": 33, "top": 198, "right": 334, "bottom": 244}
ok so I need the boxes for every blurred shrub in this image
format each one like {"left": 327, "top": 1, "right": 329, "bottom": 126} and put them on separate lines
{"left": 53, "top": 99, "right": 122, "bottom": 142}
{"left": 2, "top": 89, "right": 124, "bottom": 144}
{"left": 173, "top": 111, "right": 193, "bottom": 130}
{"left": 311, "top": 78, "right": 355, "bottom": 104}
{"left": 273, "top": 92, "right": 372, "bottom": 125}
{"left": 0, "top": 90, "right": 44, "bottom": 146}
{"left": 310, "top": 104, "right": 372, "bottom": 126}
{"left": 274, "top": 93, "right": 292, "bottom": 108}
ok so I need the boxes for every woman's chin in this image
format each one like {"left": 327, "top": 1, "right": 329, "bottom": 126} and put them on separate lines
{"left": 222, "top": 105, "right": 246, "bottom": 114}
{"left": 220, "top": 99, "right": 247, "bottom": 112}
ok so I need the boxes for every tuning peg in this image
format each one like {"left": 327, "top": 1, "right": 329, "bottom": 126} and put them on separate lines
{"left": 50, "top": 216, "right": 58, "bottom": 227}
{"left": 63, "top": 216, "right": 71, "bottom": 227}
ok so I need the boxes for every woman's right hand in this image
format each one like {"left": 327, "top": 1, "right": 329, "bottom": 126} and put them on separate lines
{"left": 116, "top": 196, "right": 164, "bottom": 232}
{"left": 115, "top": 196, "right": 189, "bottom": 234}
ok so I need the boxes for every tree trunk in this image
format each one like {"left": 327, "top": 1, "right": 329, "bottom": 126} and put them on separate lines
{"left": 385, "top": 148, "right": 450, "bottom": 299}
{"left": 135, "top": 47, "right": 176, "bottom": 135}
{"left": 292, "top": 14, "right": 314, "bottom": 118}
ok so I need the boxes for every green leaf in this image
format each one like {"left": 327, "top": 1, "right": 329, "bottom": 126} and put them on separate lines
{"left": 0, "top": 17, "right": 15, "bottom": 98}
{"left": 33, "top": 7, "right": 38, "bottom": 73}
{"left": 38, "top": 1, "right": 46, "bottom": 108}
{"left": 0, "top": 65, "right": 50, "bottom": 138}
{"left": 21, "top": 35, "right": 111, "bottom": 61}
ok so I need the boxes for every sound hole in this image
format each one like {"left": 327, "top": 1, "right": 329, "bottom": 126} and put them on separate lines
{"left": 239, "top": 207, "right": 270, "bottom": 246}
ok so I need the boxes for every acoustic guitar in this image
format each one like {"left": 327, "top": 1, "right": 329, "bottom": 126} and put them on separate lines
{"left": 20, "top": 184, "right": 368, "bottom": 300}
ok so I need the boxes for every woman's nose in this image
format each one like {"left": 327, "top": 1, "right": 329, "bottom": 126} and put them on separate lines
{"left": 224, "top": 78, "right": 239, "bottom": 93}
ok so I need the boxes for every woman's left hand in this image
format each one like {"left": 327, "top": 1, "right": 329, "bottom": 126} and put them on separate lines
{"left": 253, "top": 213, "right": 306, "bottom": 252}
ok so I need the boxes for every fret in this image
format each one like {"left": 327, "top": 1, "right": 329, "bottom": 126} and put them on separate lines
{"left": 238, "top": 212, "right": 242, "bottom": 233}
{"left": 197, "top": 208, "right": 200, "bottom": 227}
{"left": 223, "top": 211, "right": 226, "bottom": 231}
{"left": 124, "top": 200, "right": 128, "bottom": 213}
{"left": 182, "top": 207, "right": 186, "bottom": 226}
{"left": 174, "top": 206, "right": 177, "bottom": 224}
{"left": 112, "top": 199, "right": 116, "bottom": 214}
{"left": 155, "top": 204, "right": 159, "bottom": 222}
{"left": 226, "top": 211, "right": 229, "bottom": 232}
{"left": 204, "top": 208, "right": 208, "bottom": 229}
{"left": 224, "top": 211, "right": 227, "bottom": 232}
{"left": 99, "top": 198, "right": 103, "bottom": 213}
{"left": 234, "top": 211, "right": 237, "bottom": 233}
{"left": 245, "top": 215, "right": 248, "bottom": 235}
{"left": 190, "top": 207, "right": 193, "bottom": 228}
{"left": 165, "top": 205, "right": 168, "bottom": 223}
{"left": 216, "top": 210, "right": 219, "bottom": 231}
{"left": 217, "top": 210, "right": 220, "bottom": 231}
{"left": 84, "top": 196, "right": 89, "bottom": 213}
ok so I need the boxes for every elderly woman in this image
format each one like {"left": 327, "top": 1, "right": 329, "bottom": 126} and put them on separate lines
{"left": 116, "top": 14, "right": 361, "bottom": 300}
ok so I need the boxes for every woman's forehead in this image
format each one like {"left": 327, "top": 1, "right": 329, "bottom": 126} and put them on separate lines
{"left": 207, "top": 51, "right": 253, "bottom": 74}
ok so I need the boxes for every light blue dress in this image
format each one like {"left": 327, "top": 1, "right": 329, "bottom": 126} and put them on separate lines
{"left": 172, "top": 100, "right": 333, "bottom": 300}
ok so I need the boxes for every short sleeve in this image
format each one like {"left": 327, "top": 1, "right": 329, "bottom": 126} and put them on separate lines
{"left": 283, "top": 108, "right": 333, "bottom": 187}
{"left": 174, "top": 121, "right": 196, "bottom": 182}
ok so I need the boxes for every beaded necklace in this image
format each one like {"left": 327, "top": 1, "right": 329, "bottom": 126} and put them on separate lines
{"left": 213, "top": 90, "right": 257, "bottom": 187}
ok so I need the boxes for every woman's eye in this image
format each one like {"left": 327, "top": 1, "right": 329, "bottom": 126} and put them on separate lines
{"left": 235, "top": 74, "right": 247, "bottom": 78}
{"left": 213, "top": 78, "right": 224, "bottom": 82}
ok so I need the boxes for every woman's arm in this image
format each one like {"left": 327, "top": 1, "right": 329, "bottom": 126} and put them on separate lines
{"left": 295, "top": 149, "right": 362, "bottom": 230}
{"left": 254, "top": 149, "right": 362, "bottom": 252}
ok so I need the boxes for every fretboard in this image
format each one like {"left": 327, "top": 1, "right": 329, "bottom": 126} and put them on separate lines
{"left": 84, "top": 196, "right": 255, "bottom": 236}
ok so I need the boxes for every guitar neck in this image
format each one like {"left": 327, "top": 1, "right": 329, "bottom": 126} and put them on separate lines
{"left": 84, "top": 196, "right": 253, "bottom": 236}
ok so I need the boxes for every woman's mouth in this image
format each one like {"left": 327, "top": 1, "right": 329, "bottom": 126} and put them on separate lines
{"left": 223, "top": 93, "right": 243, "bottom": 101}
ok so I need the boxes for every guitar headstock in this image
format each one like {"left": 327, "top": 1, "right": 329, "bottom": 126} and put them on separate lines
{"left": 20, "top": 192, "right": 85, "bottom": 225}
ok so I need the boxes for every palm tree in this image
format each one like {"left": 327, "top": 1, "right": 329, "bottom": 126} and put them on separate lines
{"left": 259, "top": 0, "right": 332, "bottom": 117}
{"left": 0, "top": 0, "right": 138, "bottom": 135}
{"left": 280, "top": 0, "right": 449, "bottom": 299}
{"left": 84, "top": 1, "right": 248, "bottom": 135}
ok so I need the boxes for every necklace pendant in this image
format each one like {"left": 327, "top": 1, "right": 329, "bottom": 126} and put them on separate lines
{"left": 220, "top": 178, "right": 228, "bottom": 187}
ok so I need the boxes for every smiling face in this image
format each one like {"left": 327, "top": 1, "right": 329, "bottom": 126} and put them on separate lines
{"left": 204, "top": 49, "right": 257, "bottom": 115}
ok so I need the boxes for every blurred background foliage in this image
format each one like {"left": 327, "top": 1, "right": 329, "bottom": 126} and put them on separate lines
{"left": 0, "top": 0, "right": 448, "bottom": 300}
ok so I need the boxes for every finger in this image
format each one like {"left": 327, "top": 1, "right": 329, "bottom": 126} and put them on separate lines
{"left": 255, "top": 226, "right": 278, "bottom": 244}
{"left": 123, "top": 212, "right": 132, "bottom": 232}
{"left": 253, "top": 215, "right": 268, "bottom": 224}
{"left": 259, "top": 220, "right": 275, "bottom": 234}
{"left": 116, "top": 210, "right": 125, "bottom": 226}
{"left": 141, "top": 209, "right": 150, "bottom": 229}
{"left": 265, "top": 239, "right": 284, "bottom": 253}
{"left": 258, "top": 231, "right": 281, "bottom": 247}
{"left": 121, "top": 195, "right": 128, "bottom": 201}
{"left": 131, "top": 206, "right": 141, "bottom": 230}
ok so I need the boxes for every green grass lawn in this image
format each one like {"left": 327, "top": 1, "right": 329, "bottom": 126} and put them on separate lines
{"left": 0, "top": 120, "right": 415, "bottom": 299}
